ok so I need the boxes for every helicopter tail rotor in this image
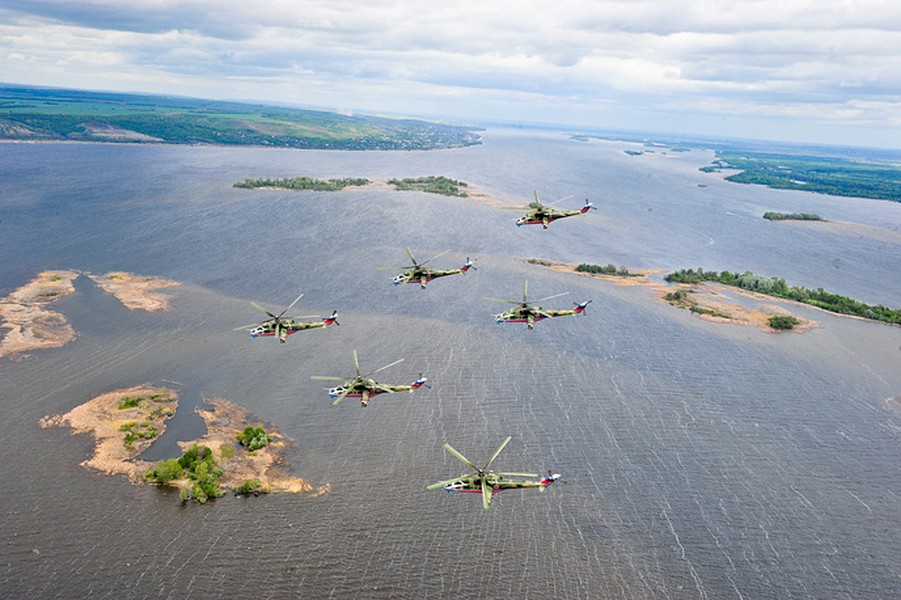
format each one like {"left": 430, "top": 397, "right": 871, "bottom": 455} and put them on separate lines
{"left": 580, "top": 199, "right": 596, "bottom": 213}
{"left": 411, "top": 373, "right": 430, "bottom": 391}
{"left": 573, "top": 300, "right": 592, "bottom": 314}
{"left": 324, "top": 311, "right": 339, "bottom": 326}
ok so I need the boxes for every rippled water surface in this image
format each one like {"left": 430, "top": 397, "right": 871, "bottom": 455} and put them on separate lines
{"left": 1, "top": 133, "right": 900, "bottom": 599}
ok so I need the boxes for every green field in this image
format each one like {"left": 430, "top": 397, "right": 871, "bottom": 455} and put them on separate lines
{"left": 0, "top": 85, "right": 481, "bottom": 150}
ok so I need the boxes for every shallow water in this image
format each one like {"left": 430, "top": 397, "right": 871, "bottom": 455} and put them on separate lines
{"left": 1, "top": 133, "right": 899, "bottom": 598}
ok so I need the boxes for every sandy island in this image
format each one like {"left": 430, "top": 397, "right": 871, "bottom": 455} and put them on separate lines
{"left": 86, "top": 271, "right": 179, "bottom": 311}
{"left": 40, "top": 386, "right": 329, "bottom": 499}
{"left": 0, "top": 270, "right": 78, "bottom": 359}
{"left": 536, "top": 260, "right": 817, "bottom": 334}
{"left": 1, "top": 270, "right": 179, "bottom": 360}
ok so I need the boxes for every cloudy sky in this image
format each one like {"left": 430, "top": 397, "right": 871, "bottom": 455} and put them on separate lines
{"left": 2, "top": 0, "right": 900, "bottom": 148}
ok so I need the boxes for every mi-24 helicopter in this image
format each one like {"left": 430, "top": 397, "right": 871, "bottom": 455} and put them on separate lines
{"left": 379, "top": 246, "right": 475, "bottom": 289}
{"left": 483, "top": 280, "right": 591, "bottom": 330}
{"left": 510, "top": 190, "right": 595, "bottom": 229}
{"left": 427, "top": 436, "right": 560, "bottom": 509}
{"left": 234, "top": 294, "right": 338, "bottom": 343}
{"left": 310, "top": 350, "right": 428, "bottom": 407}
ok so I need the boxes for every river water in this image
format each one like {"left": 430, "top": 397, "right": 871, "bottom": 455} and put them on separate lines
{"left": 1, "top": 132, "right": 900, "bottom": 599}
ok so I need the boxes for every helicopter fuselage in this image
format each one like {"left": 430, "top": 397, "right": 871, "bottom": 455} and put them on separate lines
{"left": 441, "top": 474, "right": 561, "bottom": 495}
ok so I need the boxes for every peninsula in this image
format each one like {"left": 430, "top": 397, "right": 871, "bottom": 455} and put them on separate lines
{"left": 40, "top": 386, "right": 329, "bottom": 503}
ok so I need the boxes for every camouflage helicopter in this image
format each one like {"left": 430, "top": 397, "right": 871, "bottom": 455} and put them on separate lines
{"left": 379, "top": 246, "right": 475, "bottom": 289}
{"left": 483, "top": 280, "right": 591, "bottom": 330}
{"left": 234, "top": 294, "right": 338, "bottom": 343}
{"left": 510, "top": 190, "right": 595, "bottom": 229}
{"left": 310, "top": 350, "right": 428, "bottom": 407}
{"left": 427, "top": 436, "right": 561, "bottom": 509}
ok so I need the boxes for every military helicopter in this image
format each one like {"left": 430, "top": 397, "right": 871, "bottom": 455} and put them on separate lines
{"left": 510, "top": 190, "right": 595, "bottom": 229}
{"left": 379, "top": 246, "right": 475, "bottom": 289}
{"left": 310, "top": 350, "right": 428, "bottom": 407}
{"left": 233, "top": 294, "right": 338, "bottom": 343}
{"left": 483, "top": 280, "right": 591, "bottom": 330}
{"left": 427, "top": 436, "right": 561, "bottom": 509}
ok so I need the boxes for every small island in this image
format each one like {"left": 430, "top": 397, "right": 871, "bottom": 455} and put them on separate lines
{"left": 1, "top": 270, "right": 180, "bottom": 360}
{"left": 763, "top": 212, "right": 824, "bottom": 221}
{"left": 665, "top": 268, "right": 901, "bottom": 325}
{"left": 86, "top": 272, "right": 179, "bottom": 311}
{"left": 524, "top": 257, "right": 816, "bottom": 333}
{"left": 41, "top": 386, "right": 329, "bottom": 503}
{"left": 233, "top": 177, "right": 370, "bottom": 191}
{"left": 387, "top": 175, "right": 469, "bottom": 197}
{"left": 233, "top": 174, "right": 475, "bottom": 198}
{"left": 0, "top": 270, "right": 78, "bottom": 359}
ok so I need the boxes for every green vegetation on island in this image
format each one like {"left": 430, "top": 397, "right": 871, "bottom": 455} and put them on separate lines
{"left": 145, "top": 444, "right": 224, "bottom": 504}
{"left": 234, "top": 176, "right": 369, "bottom": 191}
{"left": 237, "top": 426, "right": 270, "bottom": 451}
{"left": 763, "top": 212, "right": 824, "bottom": 221}
{"left": 701, "top": 151, "right": 901, "bottom": 203}
{"left": 665, "top": 268, "right": 901, "bottom": 324}
{"left": 0, "top": 84, "right": 481, "bottom": 150}
{"left": 388, "top": 176, "right": 469, "bottom": 197}
{"left": 663, "top": 289, "right": 732, "bottom": 319}
{"left": 768, "top": 315, "right": 801, "bottom": 330}
{"left": 575, "top": 263, "right": 641, "bottom": 277}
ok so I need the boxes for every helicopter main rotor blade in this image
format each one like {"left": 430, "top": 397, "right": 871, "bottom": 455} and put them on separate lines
{"left": 481, "top": 297, "right": 520, "bottom": 305}
{"left": 352, "top": 350, "right": 361, "bottom": 377}
{"left": 419, "top": 248, "right": 451, "bottom": 267}
{"left": 481, "top": 478, "right": 492, "bottom": 509}
{"left": 483, "top": 436, "right": 512, "bottom": 471}
{"left": 545, "top": 194, "right": 575, "bottom": 207}
{"left": 310, "top": 376, "right": 350, "bottom": 381}
{"left": 523, "top": 280, "right": 528, "bottom": 303}
{"left": 250, "top": 302, "right": 278, "bottom": 319}
{"left": 404, "top": 246, "right": 418, "bottom": 266}
{"left": 442, "top": 443, "right": 479, "bottom": 471}
{"left": 535, "top": 292, "right": 569, "bottom": 303}
{"left": 367, "top": 358, "right": 404, "bottom": 377}
{"left": 234, "top": 322, "right": 265, "bottom": 331}
{"left": 277, "top": 294, "right": 304, "bottom": 319}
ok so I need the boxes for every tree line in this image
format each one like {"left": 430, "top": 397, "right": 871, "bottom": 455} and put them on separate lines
{"left": 665, "top": 268, "right": 900, "bottom": 324}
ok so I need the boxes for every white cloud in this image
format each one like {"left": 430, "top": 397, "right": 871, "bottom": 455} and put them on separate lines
{"left": 1, "top": 1, "right": 900, "bottom": 146}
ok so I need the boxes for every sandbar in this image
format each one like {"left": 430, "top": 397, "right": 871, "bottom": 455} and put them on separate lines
{"left": 0, "top": 270, "right": 78, "bottom": 359}
{"left": 87, "top": 271, "right": 179, "bottom": 311}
